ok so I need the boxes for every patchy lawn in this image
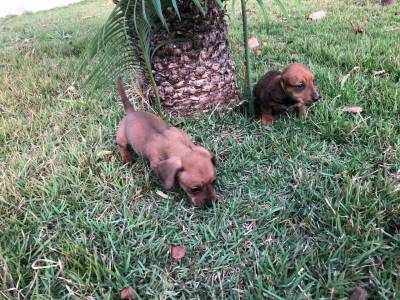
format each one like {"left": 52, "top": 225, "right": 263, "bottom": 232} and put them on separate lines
{"left": 1, "top": 0, "right": 399, "bottom": 298}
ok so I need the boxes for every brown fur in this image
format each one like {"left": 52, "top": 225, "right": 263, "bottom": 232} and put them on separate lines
{"left": 253, "top": 63, "right": 320, "bottom": 124}
{"left": 116, "top": 78, "right": 216, "bottom": 208}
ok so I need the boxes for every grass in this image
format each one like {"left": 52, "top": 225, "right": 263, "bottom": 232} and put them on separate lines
{"left": 0, "top": 0, "right": 399, "bottom": 298}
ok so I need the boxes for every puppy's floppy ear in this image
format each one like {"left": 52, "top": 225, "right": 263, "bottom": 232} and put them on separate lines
{"left": 270, "top": 75, "right": 286, "bottom": 101}
{"left": 277, "top": 75, "right": 285, "bottom": 89}
{"left": 210, "top": 153, "right": 216, "bottom": 166}
{"left": 155, "top": 157, "right": 183, "bottom": 190}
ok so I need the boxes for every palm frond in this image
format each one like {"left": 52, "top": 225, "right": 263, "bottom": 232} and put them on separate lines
{"left": 79, "top": 0, "right": 138, "bottom": 90}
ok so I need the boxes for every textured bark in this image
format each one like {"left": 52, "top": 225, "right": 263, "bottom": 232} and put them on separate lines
{"left": 151, "top": 1, "right": 239, "bottom": 116}
{"left": 381, "top": 0, "right": 396, "bottom": 5}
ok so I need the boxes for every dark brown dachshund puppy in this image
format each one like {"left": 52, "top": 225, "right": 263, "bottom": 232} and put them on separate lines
{"left": 116, "top": 79, "right": 216, "bottom": 208}
{"left": 253, "top": 63, "right": 320, "bottom": 124}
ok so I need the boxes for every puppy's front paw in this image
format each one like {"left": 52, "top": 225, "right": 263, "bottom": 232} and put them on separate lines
{"left": 119, "top": 148, "right": 133, "bottom": 164}
{"left": 297, "top": 104, "right": 307, "bottom": 118}
{"left": 261, "top": 113, "right": 274, "bottom": 125}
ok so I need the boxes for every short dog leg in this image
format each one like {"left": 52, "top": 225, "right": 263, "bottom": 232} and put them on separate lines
{"left": 118, "top": 144, "right": 133, "bottom": 164}
{"left": 261, "top": 112, "right": 274, "bottom": 125}
{"left": 297, "top": 103, "right": 307, "bottom": 118}
{"left": 286, "top": 103, "right": 299, "bottom": 112}
{"left": 116, "top": 121, "right": 133, "bottom": 163}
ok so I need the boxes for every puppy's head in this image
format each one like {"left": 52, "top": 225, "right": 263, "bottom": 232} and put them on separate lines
{"left": 280, "top": 63, "right": 320, "bottom": 106}
{"left": 156, "top": 146, "right": 216, "bottom": 208}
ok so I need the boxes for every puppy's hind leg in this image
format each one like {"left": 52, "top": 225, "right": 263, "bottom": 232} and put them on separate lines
{"left": 116, "top": 120, "right": 133, "bottom": 164}
{"left": 261, "top": 108, "right": 274, "bottom": 125}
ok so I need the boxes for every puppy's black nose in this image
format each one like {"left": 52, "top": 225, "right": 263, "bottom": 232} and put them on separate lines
{"left": 313, "top": 95, "right": 321, "bottom": 102}
{"left": 204, "top": 199, "right": 214, "bottom": 208}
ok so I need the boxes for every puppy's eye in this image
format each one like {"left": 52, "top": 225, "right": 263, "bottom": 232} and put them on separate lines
{"left": 296, "top": 83, "right": 305, "bottom": 90}
{"left": 190, "top": 187, "right": 201, "bottom": 194}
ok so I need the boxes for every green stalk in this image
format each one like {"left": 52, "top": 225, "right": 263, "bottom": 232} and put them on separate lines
{"left": 133, "top": 0, "right": 162, "bottom": 113}
{"left": 241, "top": 0, "right": 254, "bottom": 116}
{"left": 140, "top": 39, "right": 162, "bottom": 113}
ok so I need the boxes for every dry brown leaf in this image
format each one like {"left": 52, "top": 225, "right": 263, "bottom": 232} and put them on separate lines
{"left": 361, "top": 15, "right": 368, "bottom": 23}
{"left": 171, "top": 246, "right": 186, "bottom": 261}
{"left": 348, "top": 287, "right": 368, "bottom": 300}
{"left": 389, "top": 171, "right": 400, "bottom": 181}
{"left": 351, "top": 23, "right": 367, "bottom": 34}
{"left": 255, "top": 49, "right": 262, "bottom": 56}
{"left": 156, "top": 190, "right": 169, "bottom": 199}
{"left": 248, "top": 36, "right": 259, "bottom": 49}
{"left": 372, "top": 70, "right": 385, "bottom": 77}
{"left": 342, "top": 106, "right": 363, "bottom": 113}
{"left": 340, "top": 66, "right": 361, "bottom": 87}
{"left": 66, "top": 85, "right": 78, "bottom": 95}
{"left": 120, "top": 287, "right": 135, "bottom": 300}
{"left": 25, "top": 48, "right": 35, "bottom": 59}
{"left": 53, "top": 125, "right": 60, "bottom": 133}
{"left": 308, "top": 10, "right": 326, "bottom": 21}
{"left": 199, "top": 243, "right": 206, "bottom": 252}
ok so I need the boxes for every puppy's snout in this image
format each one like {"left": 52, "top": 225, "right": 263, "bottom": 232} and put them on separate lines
{"left": 313, "top": 94, "right": 321, "bottom": 102}
{"left": 205, "top": 198, "right": 214, "bottom": 208}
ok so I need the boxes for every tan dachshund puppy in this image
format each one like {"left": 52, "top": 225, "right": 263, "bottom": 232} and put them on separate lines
{"left": 253, "top": 63, "right": 320, "bottom": 124}
{"left": 116, "top": 79, "right": 217, "bottom": 208}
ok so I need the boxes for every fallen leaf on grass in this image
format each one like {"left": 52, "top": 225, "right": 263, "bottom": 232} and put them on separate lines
{"left": 156, "top": 190, "right": 169, "bottom": 199}
{"left": 351, "top": 23, "right": 367, "bottom": 34}
{"left": 25, "top": 48, "right": 35, "bottom": 59}
{"left": 361, "top": 15, "right": 368, "bottom": 23}
{"left": 389, "top": 171, "right": 400, "bottom": 181}
{"left": 96, "top": 150, "right": 113, "bottom": 158}
{"left": 53, "top": 125, "right": 60, "bottom": 133}
{"left": 66, "top": 85, "right": 78, "bottom": 95}
{"left": 348, "top": 287, "right": 368, "bottom": 300}
{"left": 171, "top": 246, "right": 186, "bottom": 261}
{"left": 342, "top": 106, "right": 363, "bottom": 113}
{"left": 248, "top": 36, "right": 259, "bottom": 49}
{"left": 120, "top": 287, "right": 135, "bottom": 300}
{"left": 308, "top": 10, "right": 326, "bottom": 21}
{"left": 199, "top": 243, "right": 206, "bottom": 252}
{"left": 340, "top": 66, "right": 360, "bottom": 88}
{"left": 255, "top": 49, "right": 262, "bottom": 56}
{"left": 372, "top": 70, "right": 385, "bottom": 77}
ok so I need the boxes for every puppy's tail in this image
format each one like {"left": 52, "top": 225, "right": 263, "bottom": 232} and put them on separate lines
{"left": 117, "top": 77, "right": 135, "bottom": 113}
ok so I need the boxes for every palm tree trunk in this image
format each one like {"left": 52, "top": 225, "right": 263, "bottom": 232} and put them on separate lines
{"left": 151, "top": 1, "right": 239, "bottom": 116}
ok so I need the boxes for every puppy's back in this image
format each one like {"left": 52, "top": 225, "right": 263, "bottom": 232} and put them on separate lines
{"left": 253, "top": 70, "right": 281, "bottom": 101}
{"left": 253, "top": 70, "right": 281, "bottom": 115}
